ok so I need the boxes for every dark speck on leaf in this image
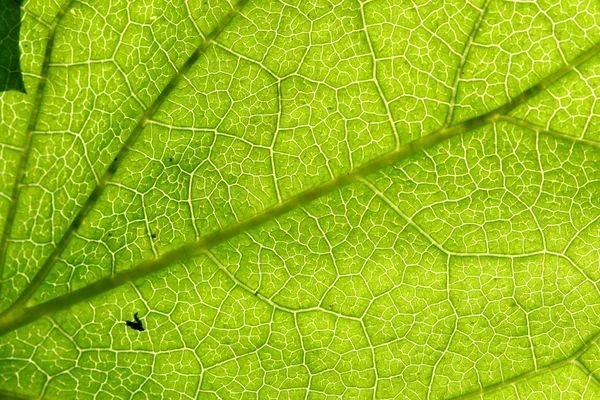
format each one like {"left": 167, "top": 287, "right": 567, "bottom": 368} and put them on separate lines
{"left": 126, "top": 312, "right": 144, "bottom": 332}
{"left": 151, "top": 233, "right": 156, "bottom": 239}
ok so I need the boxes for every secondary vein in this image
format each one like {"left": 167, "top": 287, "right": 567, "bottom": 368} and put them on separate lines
{"left": 0, "top": 0, "right": 251, "bottom": 317}
{"left": 0, "top": 0, "right": 76, "bottom": 299}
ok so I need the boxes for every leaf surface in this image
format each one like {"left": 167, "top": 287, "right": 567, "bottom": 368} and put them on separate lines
{"left": 2, "top": 0, "right": 600, "bottom": 398}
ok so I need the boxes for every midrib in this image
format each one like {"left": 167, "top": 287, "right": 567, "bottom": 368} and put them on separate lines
{"left": 1, "top": 34, "right": 600, "bottom": 334}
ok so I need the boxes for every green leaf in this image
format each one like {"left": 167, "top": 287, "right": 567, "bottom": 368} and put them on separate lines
{"left": 1, "top": 0, "right": 600, "bottom": 398}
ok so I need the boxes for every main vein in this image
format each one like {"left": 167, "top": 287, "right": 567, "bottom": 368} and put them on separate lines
{"left": 1, "top": 37, "right": 600, "bottom": 336}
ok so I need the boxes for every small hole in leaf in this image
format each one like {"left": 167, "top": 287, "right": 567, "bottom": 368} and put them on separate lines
{"left": 151, "top": 233, "right": 156, "bottom": 239}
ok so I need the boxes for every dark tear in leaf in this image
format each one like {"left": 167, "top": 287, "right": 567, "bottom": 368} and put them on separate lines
{"left": 0, "top": 0, "right": 26, "bottom": 93}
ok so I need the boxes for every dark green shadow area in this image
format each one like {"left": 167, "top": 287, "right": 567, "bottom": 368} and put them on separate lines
{"left": 0, "top": 0, "right": 26, "bottom": 93}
